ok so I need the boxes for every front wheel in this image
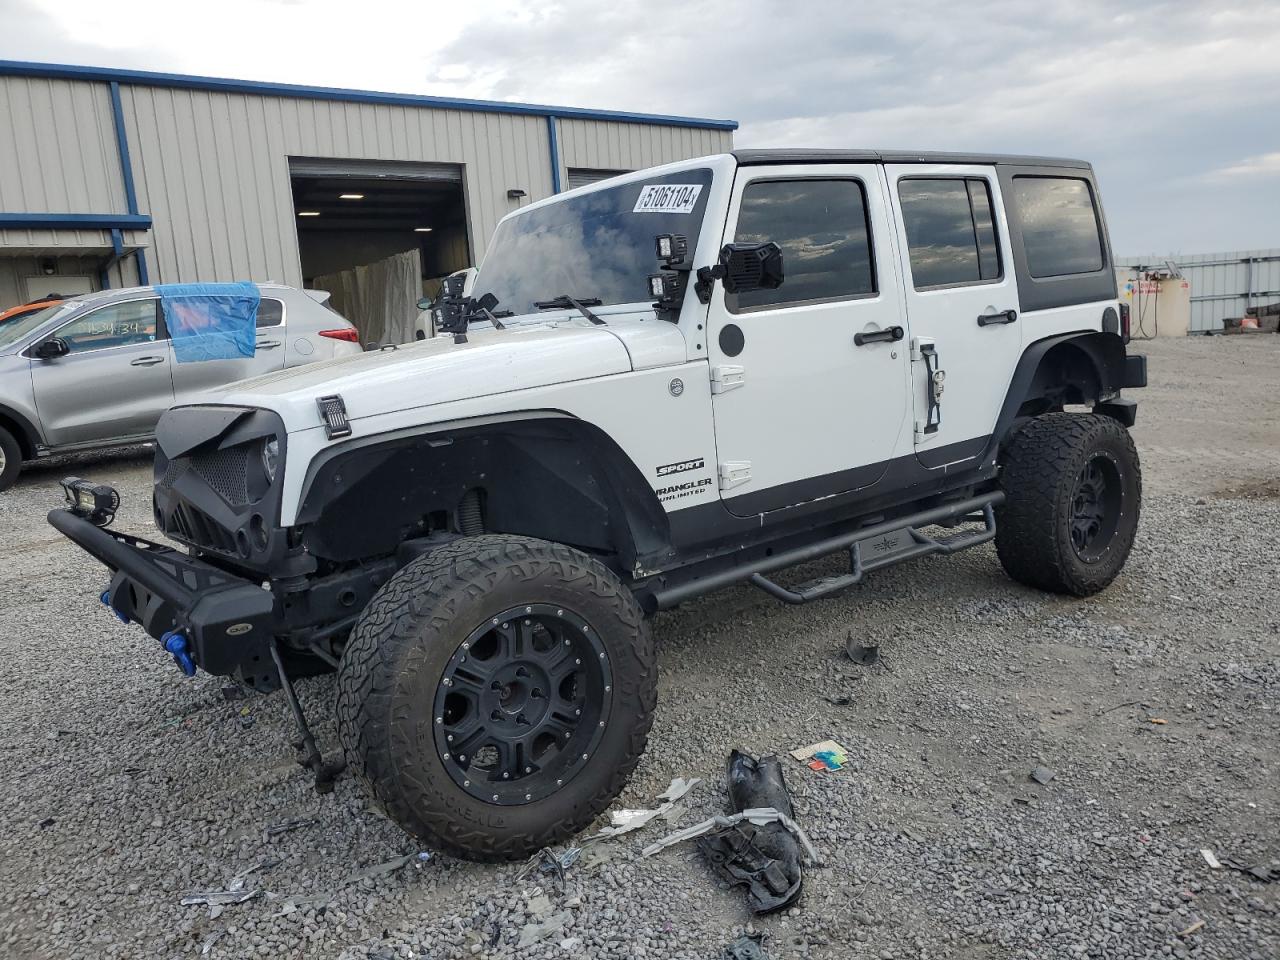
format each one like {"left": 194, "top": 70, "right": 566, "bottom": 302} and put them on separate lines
{"left": 335, "top": 535, "right": 656, "bottom": 861}
{"left": 0, "top": 426, "right": 22, "bottom": 491}
{"left": 995, "top": 412, "right": 1142, "bottom": 596}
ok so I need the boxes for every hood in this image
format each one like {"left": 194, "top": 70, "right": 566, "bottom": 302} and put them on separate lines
{"left": 207, "top": 315, "right": 686, "bottom": 432}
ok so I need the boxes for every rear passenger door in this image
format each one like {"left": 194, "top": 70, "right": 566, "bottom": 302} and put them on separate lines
{"left": 168, "top": 296, "right": 287, "bottom": 405}
{"left": 886, "top": 165, "right": 1021, "bottom": 468}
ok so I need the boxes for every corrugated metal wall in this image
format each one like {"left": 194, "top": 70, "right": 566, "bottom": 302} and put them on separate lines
{"left": 0, "top": 76, "right": 125, "bottom": 215}
{"left": 0, "top": 254, "right": 137, "bottom": 307}
{"left": 1116, "top": 250, "right": 1280, "bottom": 332}
{"left": 0, "top": 70, "right": 733, "bottom": 295}
{"left": 557, "top": 118, "right": 732, "bottom": 178}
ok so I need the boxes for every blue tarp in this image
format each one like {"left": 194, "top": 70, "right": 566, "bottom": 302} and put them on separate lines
{"left": 157, "top": 282, "right": 259, "bottom": 363}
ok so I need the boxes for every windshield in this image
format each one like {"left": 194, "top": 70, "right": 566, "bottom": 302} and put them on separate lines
{"left": 474, "top": 167, "right": 715, "bottom": 317}
{"left": 0, "top": 302, "right": 75, "bottom": 349}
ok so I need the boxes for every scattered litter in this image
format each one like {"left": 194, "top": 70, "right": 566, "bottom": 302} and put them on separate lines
{"left": 822, "top": 694, "right": 853, "bottom": 706}
{"left": 1029, "top": 766, "right": 1056, "bottom": 786}
{"left": 38, "top": 817, "right": 55, "bottom": 829}
{"left": 200, "top": 930, "right": 226, "bottom": 956}
{"left": 844, "top": 635, "right": 881, "bottom": 667}
{"left": 263, "top": 817, "right": 317, "bottom": 842}
{"left": 342, "top": 853, "right": 417, "bottom": 886}
{"left": 595, "top": 777, "right": 701, "bottom": 839}
{"left": 1149, "top": 717, "right": 1168, "bottom": 725}
{"left": 273, "top": 893, "right": 333, "bottom": 917}
{"left": 660, "top": 803, "right": 688, "bottom": 824}
{"left": 220, "top": 684, "right": 247, "bottom": 701}
{"left": 648, "top": 751, "right": 816, "bottom": 914}
{"left": 526, "top": 893, "right": 553, "bottom": 917}
{"left": 516, "top": 910, "right": 572, "bottom": 947}
{"left": 1220, "top": 858, "right": 1280, "bottom": 884}
{"left": 1177, "top": 918, "right": 1206, "bottom": 937}
{"left": 1200, "top": 849, "right": 1222, "bottom": 870}
{"left": 789, "top": 740, "right": 849, "bottom": 772}
{"left": 724, "top": 932, "right": 771, "bottom": 959}
{"left": 181, "top": 856, "right": 282, "bottom": 916}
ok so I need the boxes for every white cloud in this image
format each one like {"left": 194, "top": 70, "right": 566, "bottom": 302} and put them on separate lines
{"left": 1206, "top": 152, "right": 1280, "bottom": 180}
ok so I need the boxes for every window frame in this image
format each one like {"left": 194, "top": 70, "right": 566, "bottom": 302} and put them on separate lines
{"left": 256, "top": 297, "right": 286, "bottom": 329}
{"left": 725, "top": 175, "right": 880, "bottom": 316}
{"left": 996, "top": 164, "right": 1117, "bottom": 313}
{"left": 896, "top": 174, "right": 1004, "bottom": 292}
{"left": 1009, "top": 175, "right": 1107, "bottom": 280}
{"left": 31, "top": 297, "right": 165, "bottom": 357}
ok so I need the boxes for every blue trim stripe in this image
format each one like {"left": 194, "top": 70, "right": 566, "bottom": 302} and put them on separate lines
{"left": 547, "top": 115, "right": 562, "bottom": 194}
{"left": 0, "top": 213, "right": 152, "bottom": 229}
{"left": 106, "top": 79, "right": 151, "bottom": 286}
{"left": 0, "top": 59, "right": 739, "bottom": 131}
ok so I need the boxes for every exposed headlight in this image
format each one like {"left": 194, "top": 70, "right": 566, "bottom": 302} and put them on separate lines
{"left": 261, "top": 438, "right": 280, "bottom": 483}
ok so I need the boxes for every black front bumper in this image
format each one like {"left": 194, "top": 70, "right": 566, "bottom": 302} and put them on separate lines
{"left": 49, "top": 509, "right": 277, "bottom": 681}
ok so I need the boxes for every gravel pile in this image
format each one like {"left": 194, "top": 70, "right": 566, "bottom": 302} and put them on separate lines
{"left": 0, "top": 337, "right": 1276, "bottom": 959}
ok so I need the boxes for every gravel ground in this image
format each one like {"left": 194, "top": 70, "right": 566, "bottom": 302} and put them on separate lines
{"left": 1, "top": 335, "right": 1277, "bottom": 960}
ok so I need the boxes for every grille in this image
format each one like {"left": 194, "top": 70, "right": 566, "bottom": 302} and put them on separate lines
{"left": 169, "top": 501, "right": 239, "bottom": 554}
{"left": 158, "top": 458, "right": 188, "bottom": 490}
{"left": 190, "top": 446, "right": 251, "bottom": 505}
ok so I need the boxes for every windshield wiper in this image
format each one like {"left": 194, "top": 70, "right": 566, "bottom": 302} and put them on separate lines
{"left": 533, "top": 294, "right": 606, "bottom": 325}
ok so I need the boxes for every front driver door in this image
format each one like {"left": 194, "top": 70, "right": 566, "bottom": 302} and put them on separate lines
{"left": 30, "top": 298, "right": 175, "bottom": 447}
{"left": 706, "top": 165, "right": 911, "bottom": 516}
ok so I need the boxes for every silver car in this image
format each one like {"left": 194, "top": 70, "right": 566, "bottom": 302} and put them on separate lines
{"left": 0, "top": 283, "right": 361, "bottom": 490}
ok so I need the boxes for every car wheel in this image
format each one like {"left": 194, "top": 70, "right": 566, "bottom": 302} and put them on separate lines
{"left": 336, "top": 534, "right": 655, "bottom": 861}
{"left": 995, "top": 412, "right": 1142, "bottom": 596}
{"left": 0, "top": 426, "right": 23, "bottom": 492}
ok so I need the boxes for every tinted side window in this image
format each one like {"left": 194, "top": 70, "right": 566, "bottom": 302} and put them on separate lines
{"left": 257, "top": 298, "right": 284, "bottom": 328}
{"left": 731, "top": 179, "right": 875, "bottom": 311}
{"left": 898, "top": 178, "right": 1002, "bottom": 288}
{"left": 56, "top": 300, "right": 160, "bottom": 353}
{"left": 1012, "top": 177, "right": 1104, "bottom": 278}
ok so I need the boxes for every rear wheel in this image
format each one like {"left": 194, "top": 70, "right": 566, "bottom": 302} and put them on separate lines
{"left": 0, "top": 426, "right": 22, "bottom": 492}
{"left": 995, "top": 412, "right": 1141, "bottom": 596}
{"left": 336, "top": 534, "right": 655, "bottom": 861}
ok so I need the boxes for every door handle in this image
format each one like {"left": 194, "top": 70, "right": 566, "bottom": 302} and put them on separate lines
{"left": 854, "top": 325, "right": 905, "bottom": 347}
{"left": 977, "top": 309, "right": 1018, "bottom": 327}
{"left": 130, "top": 356, "right": 165, "bottom": 366}
{"left": 256, "top": 340, "right": 281, "bottom": 349}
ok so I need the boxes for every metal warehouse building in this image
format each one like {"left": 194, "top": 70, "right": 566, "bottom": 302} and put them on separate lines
{"left": 0, "top": 60, "right": 735, "bottom": 336}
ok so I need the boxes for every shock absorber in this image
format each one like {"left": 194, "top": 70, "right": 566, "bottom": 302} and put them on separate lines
{"left": 457, "top": 488, "right": 484, "bottom": 536}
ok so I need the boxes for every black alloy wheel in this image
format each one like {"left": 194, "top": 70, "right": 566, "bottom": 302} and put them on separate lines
{"left": 433, "top": 603, "right": 613, "bottom": 805}
{"left": 1069, "top": 454, "right": 1124, "bottom": 562}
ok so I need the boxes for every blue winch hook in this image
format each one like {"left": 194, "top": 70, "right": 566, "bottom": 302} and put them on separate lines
{"left": 99, "top": 589, "right": 130, "bottom": 624}
{"left": 161, "top": 631, "right": 197, "bottom": 677}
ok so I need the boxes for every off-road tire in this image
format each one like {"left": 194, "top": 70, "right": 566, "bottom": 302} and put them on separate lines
{"left": 995, "top": 412, "right": 1141, "bottom": 596}
{"left": 0, "top": 426, "right": 22, "bottom": 492}
{"left": 335, "top": 534, "right": 655, "bottom": 861}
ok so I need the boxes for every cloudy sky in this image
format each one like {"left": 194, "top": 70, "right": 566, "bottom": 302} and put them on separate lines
{"left": 2, "top": 0, "right": 1277, "bottom": 254}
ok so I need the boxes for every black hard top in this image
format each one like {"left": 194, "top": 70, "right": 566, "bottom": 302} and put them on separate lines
{"left": 732, "top": 148, "right": 1091, "bottom": 170}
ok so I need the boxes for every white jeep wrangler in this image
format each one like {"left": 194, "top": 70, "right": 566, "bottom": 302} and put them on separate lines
{"left": 52, "top": 149, "right": 1147, "bottom": 861}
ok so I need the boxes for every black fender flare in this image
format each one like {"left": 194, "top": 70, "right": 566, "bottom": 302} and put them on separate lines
{"left": 292, "top": 411, "right": 672, "bottom": 576}
{"left": 987, "top": 330, "right": 1128, "bottom": 456}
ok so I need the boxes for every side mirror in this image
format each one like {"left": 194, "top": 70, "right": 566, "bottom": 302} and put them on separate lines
{"left": 416, "top": 297, "right": 432, "bottom": 311}
{"left": 33, "top": 337, "right": 70, "bottom": 360}
{"left": 719, "top": 242, "right": 784, "bottom": 294}
{"left": 474, "top": 292, "right": 499, "bottom": 313}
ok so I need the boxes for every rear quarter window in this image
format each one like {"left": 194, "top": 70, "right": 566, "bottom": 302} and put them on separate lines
{"left": 1011, "top": 177, "right": 1105, "bottom": 278}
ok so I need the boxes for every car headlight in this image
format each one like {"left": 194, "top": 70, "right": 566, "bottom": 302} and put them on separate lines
{"left": 261, "top": 438, "right": 280, "bottom": 483}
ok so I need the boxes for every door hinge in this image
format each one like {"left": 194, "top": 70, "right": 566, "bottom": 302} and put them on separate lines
{"left": 718, "top": 460, "right": 752, "bottom": 490}
{"left": 710, "top": 364, "right": 745, "bottom": 394}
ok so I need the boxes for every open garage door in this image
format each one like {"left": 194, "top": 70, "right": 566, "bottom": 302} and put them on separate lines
{"left": 289, "top": 158, "right": 471, "bottom": 343}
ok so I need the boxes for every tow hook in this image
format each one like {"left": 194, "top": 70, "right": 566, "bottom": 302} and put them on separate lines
{"left": 161, "top": 630, "right": 197, "bottom": 677}
{"left": 99, "top": 589, "right": 129, "bottom": 624}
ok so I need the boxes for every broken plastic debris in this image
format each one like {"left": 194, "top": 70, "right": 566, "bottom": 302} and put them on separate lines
{"left": 595, "top": 777, "right": 701, "bottom": 839}
{"left": 789, "top": 740, "right": 849, "bottom": 771}
{"left": 1177, "top": 918, "right": 1205, "bottom": 937}
{"left": 1029, "top": 766, "right": 1056, "bottom": 785}
{"left": 516, "top": 910, "right": 572, "bottom": 947}
{"left": 1149, "top": 717, "right": 1168, "bottom": 725}
{"left": 181, "top": 857, "right": 280, "bottom": 918}
{"left": 1200, "top": 849, "right": 1222, "bottom": 870}
{"left": 341, "top": 853, "right": 416, "bottom": 885}
{"left": 844, "top": 634, "right": 881, "bottom": 667}
{"left": 641, "top": 807, "right": 820, "bottom": 865}
{"left": 724, "top": 932, "right": 771, "bottom": 959}
{"left": 263, "top": 816, "right": 316, "bottom": 841}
